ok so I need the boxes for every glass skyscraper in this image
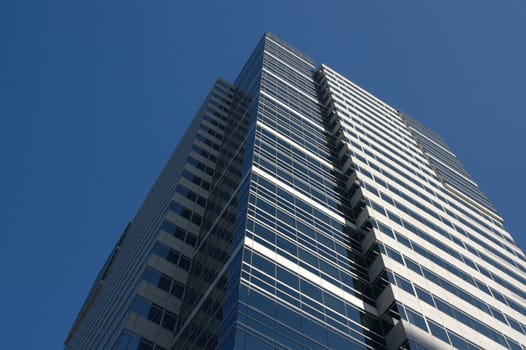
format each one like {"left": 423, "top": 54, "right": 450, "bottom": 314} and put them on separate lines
{"left": 65, "top": 33, "right": 526, "bottom": 350}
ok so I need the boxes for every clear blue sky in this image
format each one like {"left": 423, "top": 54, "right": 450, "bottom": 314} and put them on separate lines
{"left": 1, "top": 1, "right": 525, "bottom": 348}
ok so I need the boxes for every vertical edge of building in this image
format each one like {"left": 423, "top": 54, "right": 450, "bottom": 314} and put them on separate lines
{"left": 65, "top": 78, "right": 236, "bottom": 350}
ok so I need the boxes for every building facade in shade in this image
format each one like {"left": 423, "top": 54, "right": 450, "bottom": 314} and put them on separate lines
{"left": 65, "top": 33, "right": 526, "bottom": 350}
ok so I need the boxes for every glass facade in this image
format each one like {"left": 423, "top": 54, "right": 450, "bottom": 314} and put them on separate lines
{"left": 66, "top": 33, "right": 526, "bottom": 350}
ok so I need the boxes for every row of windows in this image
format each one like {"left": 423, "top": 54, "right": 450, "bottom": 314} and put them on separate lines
{"left": 344, "top": 123, "right": 432, "bottom": 188}
{"left": 249, "top": 171, "right": 348, "bottom": 236}
{"left": 168, "top": 200, "right": 202, "bottom": 226}
{"left": 363, "top": 177, "right": 526, "bottom": 284}
{"left": 160, "top": 219, "right": 198, "bottom": 247}
{"left": 143, "top": 267, "right": 185, "bottom": 299}
{"left": 342, "top": 118, "right": 434, "bottom": 202}
{"left": 256, "top": 125, "right": 339, "bottom": 183}
{"left": 436, "top": 161, "right": 495, "bottom": 211}
{"left": 186, "top": 156, "right": 215, "bottom": 177}
{"left": 359, "top": 160, "right": 524, "bottom": 278}
{"left": 259, "top": 114, "right": 332, "bottom": 165}
{"left": 152, "top": 242, "right": 192, "bottom": 271}
{"left": 254, "top": 152, "right": 339, "bottom": 206}
{"left": 247, "top": 216, "right": 370, "bottom": 302}
{"left": 264, "top": 39, "right": 317, "bottom": 76}
{"left": 181, "top": 169, "right": 211, "bottom": 192}
{"left": 129, "top": 296, "right": 178, "bottom": 331}
{"left": 175, "top": 184, "right": 207, "bottom": 208}
{"left": 339, "top": 106, "right": 432, "bottom": 179}
{"left": 260, "top": 74, "right": 323, "bottom": 128}
{"left": 401, "top": 247, "right": 525, "bottom": 335}
{"left": 359, "top": 159, "right": 521, "bottom": 267}
{"left": 262, "top": 54, "right": 318, "bottom": 98}
{"left": 430, "top": 174, "right": 514, "bottom": 250}
{"left": 259, "top": 95, "right": 332, "bottom": 156}
{"left": 331, "top": 98, "right": 418, "bottom": 168}
{"left": 256, "top": 122, "right": 339, "bottom": 178}
{"left": 207, "top": 98, "right": 230, "bottom": 115}
{"left": 214, "top": 79, "right": 234, "bottom": 95}
{"left": 439, "top": 198, "right": 516, "bottom": 255}
{"left": 264, "top": 37, "right": 315, "bottom": 76}
{"left": 240, "top": 258, "right": 385, "bottom": 349}
{"left": 396, "top": 303, "right": 485, "bottom": 350}
{"left": 249, "top": 171, "right": 354, "bottom": 236}
{"left": 261, "top": 74, "right": 319, "bottom": 122}
{"left": 199, "top": 120, "right": 223, "bottom": 141}
{"left": 236, "top": 298, "right": 373, "bottom": 350}
{"left": 211, "top": 92, "right": 233, "bottom": 116}
{"left": 252, "top": 155, "right": 343, "bottom": 214}
{"left": 348, "top": 114, "right": 519, "bottom": 257}
{"left": 254, "top": 142, "right": 331, "bottom": 190}
{"left": 375, "top": 215, "right": 526, "bottom": 316}
{"left": 385, "top": 265, "right": 522, "bottom": 348}
{"left": 249, "top": 184, "right": 347, "bottom": 246}
{"left": 374, "top": 221, "right": 526, "bottom": 329}
{"left": 364, "top": 176, "right": 447, "bottom": 226}
{"left": 322, "top": 69, "right": 399, "bottom": 133}
{"left": 353, "top": 149, "right": 444, "bottom": 219}
{"left": 191, "top": 144, "right": 218, "bottom": 164}
{"left": 367, "top": 188, "right": 526, "bottom": 300}
{"left": 416, "top": 282, "right": 522, "bottom": 346}
{"left": 324, "top": 71, "right": 404, "bottom": 142}
{"left": 246, "top": 176, "right": 373, "bottom": 301}
{"left": 196, "top": 130, "right": 221, "bottom": 151}
{"left": 415, "top": 132, "right": 467, "bottom": 176}
{"left": 343, "top": 102, "right": 416, "bottom": 156}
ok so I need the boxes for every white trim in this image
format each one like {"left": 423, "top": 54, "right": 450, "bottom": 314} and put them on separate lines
{"left": 244, "top": 236, "right": 377, "bottom": 315}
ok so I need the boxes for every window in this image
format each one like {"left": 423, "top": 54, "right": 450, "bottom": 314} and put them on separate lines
{"left": 405, "top": 307, "right": 427, "bottom": 332}
{"left": 179, "top": 255, "right": 191, "bottom": 270}
{"left": 161, "top": 310, "right": 177, "bottom": 331}
{"left": 170, "top": 281, "right": 185, "bottom": 298}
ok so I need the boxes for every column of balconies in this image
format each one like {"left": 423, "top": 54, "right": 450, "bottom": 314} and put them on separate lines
{"left": 316, "top": 67, "right": 408, "bottom": 350}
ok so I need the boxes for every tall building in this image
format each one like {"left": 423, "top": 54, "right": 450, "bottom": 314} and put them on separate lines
{"left": 65, "top": 33, "right": 526, "bottom": 350}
